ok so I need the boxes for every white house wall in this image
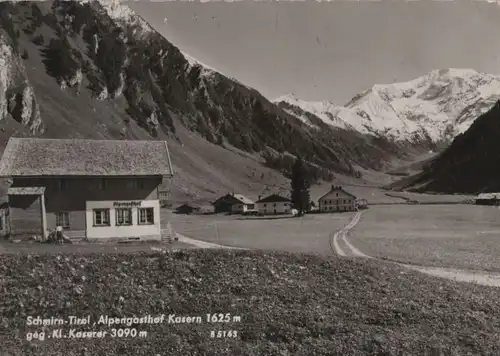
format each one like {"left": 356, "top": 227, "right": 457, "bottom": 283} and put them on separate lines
{"left": 85, "top": 200, "right": 161, "bottom": 239}
{"left": 257, "top": 201, "right": 291, "bottom": 214}
{"left": 318, "top": 190, "right": 356, "bottom": 212}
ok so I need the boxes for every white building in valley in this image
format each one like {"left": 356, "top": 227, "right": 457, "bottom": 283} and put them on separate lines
{"left": 230, "top": 194, "right": 255, "bottom": 214}
{"left": 318, "top": 185, "right": 357, "bottom": 213}
{"left": 255, "top": 194, "right": 292, "bottom": 215}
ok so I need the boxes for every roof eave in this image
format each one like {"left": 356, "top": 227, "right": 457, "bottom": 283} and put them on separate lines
{"left": 256, "top": 199, "right": 291, "bottom": 203}
{"left": 164, "top": 140, "right": 174, "bottom": 177}
{"left": 5, "top": 173, "right": 173, "bottom": 178}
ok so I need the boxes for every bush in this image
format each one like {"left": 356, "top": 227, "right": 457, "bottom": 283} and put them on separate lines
{"left": 95, "top": 33, "right": 127, "bottom": 94}
{"left": 21, "top": 49, "right": 28, "bottom": 60}
{"left": 32, "top": 34, "right": 44, "bottom": 45}
{"left": 30, "top": 3, "right": 44, "bottom": 28}
{"left": 0, "top": 4, "right": 19, "bottom": 50}
{"left": 41, "top": 37, "right": 80, "bottom": 82}
{"left": 22, "top": 25, "right": 35, "bottom": 35}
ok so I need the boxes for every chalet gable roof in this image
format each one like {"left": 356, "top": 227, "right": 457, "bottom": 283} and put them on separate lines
{"left": 256, "top": 194, "right": 291, "bottom": 203}
{"left": 0, "top": 138, "right": 174, "bottom": 177}
{"left": 231, "top": 194, "right": 254, "bottom": 205}
{"left": 212, "top": 193, "right": 254, "bottom": 205}
{"left": 318, "top": 185, "right": 357, "bottom": 200}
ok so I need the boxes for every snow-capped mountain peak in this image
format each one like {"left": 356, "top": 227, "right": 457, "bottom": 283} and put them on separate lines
{"left": 273, "top": 93, "right": 303, "bottom": 104}
{"left": 274, "top": 68, "right": 500, "bottom": 143}
{"left": 77, "top": 0, "right": 154, "bottom": 38}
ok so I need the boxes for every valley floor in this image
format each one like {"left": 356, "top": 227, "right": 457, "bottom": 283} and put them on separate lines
{"left": 168, "top": 211, "right": 354, "bottom": 255}
{"left": 168, "top": 200, "right": 500, "bottom": 281}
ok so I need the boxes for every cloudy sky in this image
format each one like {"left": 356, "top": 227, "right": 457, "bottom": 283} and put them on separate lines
{"left": 130, "top": 0, "right": 500, "bottom": 104}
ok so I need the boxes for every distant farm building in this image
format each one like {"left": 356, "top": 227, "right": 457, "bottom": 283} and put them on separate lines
{"left": 175, "top": 203, "right": 201, "bottom": 214}
{"left": 212, "top": 194, "right": 240, "bottom": 213}
{"left": 356, "top": 198, "right": 369, "bottom": 210}
{"left": 475, "top": 193, "right": 500, "bottom": 206}
{"left": 230, "top": 194, "right": 255, "bottom": 214}
{"left": 212, "top": 193, "right": 255, "bottom": 214}
{"left": 318, "top": 185, "right": 357, "bottom": 212}
{"left": 256, "top": 194, "right": 292, "bottom": 215}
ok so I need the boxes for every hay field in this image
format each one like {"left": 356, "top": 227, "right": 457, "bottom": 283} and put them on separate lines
{"left": 384, "top": 191, "right": 472, "bottom": 203}
{"left": 349, "top": 205, "right": 500, "bottom": 271}
{"left": 168, "top": 212, "right": 354, "bottom": 255}
{"left": 0, "top": 241, "right": 194, "bottom": 254}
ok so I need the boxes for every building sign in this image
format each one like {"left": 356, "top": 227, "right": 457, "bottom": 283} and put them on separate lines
{"left": 113, "top": 201, "right": 142, "bottom": 207}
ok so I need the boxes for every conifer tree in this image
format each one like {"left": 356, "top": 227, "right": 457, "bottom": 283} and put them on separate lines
{"left": 290, "top": 156, "right": 310, "bottom": 216}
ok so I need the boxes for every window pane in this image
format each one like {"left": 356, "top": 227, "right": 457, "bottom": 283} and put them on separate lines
{"left": 94, "top": 211, "right": 101, "bottom": 225}
{"left": 94, "top": 209, "right": 109, "bottom": 225}
{"left": 138, "top": 208, "right": 154, "bottom": 224}
{"left": 56, "top": 212, "right": 69, "bottom": 228}
{"left": 116, "top": 208, "right": 131, "bottom": 225}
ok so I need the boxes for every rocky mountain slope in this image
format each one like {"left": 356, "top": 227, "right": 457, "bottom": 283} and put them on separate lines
{"left": 0, "top": 0, "right": 410, "bottom": 202}
{"left": 275, "top": 68, "right": 500, "bottom": 146}
{"left": 394, "top": 100, "right": 500, "bottom": 194}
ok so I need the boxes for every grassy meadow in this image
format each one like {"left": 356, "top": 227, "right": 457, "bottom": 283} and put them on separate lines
{"left": 167, "top": 212, "right": 354, "bottom": 255}
{"left": 349, "top": 205, "right": 500, "bottom": 271}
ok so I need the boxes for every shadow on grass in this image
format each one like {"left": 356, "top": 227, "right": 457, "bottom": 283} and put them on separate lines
{"left": 234, "top": 215, "right": 295, "bottom": 221}
{"left": 0, "top": 240, "right": 193, "bottom": 254}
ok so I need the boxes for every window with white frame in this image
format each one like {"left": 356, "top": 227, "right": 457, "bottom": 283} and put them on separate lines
{"left": 56, "top": 212, "right": 70, "bottom": 228}
{"left": 138, "top": 207, "right": 154, "bottom": 225}
{"left": 93, "top": 209, "right": 110, "bottom": 226}
{"left": 116, "top": 208, "right": 132, "bottom": 226}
